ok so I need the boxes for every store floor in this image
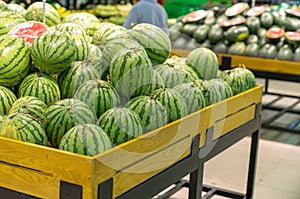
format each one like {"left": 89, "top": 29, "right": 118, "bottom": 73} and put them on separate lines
{"left": 157, "top": 78, "right": 300, "bottom": 199}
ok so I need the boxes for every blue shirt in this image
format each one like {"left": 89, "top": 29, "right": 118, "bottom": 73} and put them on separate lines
{"left": 123, "top": 0, "right": 169, "bottom": 35}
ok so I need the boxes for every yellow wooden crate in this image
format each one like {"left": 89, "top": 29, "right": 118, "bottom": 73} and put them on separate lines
{"left": 0, "top": 85, "right": 263, "bottom": 199}
{"left": 218, "top": 53, "right": 300, "bottom": 75}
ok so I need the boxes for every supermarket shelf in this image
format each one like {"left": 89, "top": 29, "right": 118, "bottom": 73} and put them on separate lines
{"left": 217, "top": 53, "right": 300, "bottom": 134}
{"left": 0, "top": 86, "right": 263, "bottom": 199}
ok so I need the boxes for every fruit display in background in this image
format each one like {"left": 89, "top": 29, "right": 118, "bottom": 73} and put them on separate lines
{"left": 170, "top": 2, "right": 300, "bottom": 61}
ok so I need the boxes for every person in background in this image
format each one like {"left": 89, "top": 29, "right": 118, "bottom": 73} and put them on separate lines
{"left": 123, "top": 0, "right": 169, "bottom": 35}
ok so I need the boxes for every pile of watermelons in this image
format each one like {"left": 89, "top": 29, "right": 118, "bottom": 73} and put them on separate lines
{"left": 0, "top": 0, "right": 257, "bottom": 157}
{"left": 170, "top": 2, "right": 300, "bottom": 61}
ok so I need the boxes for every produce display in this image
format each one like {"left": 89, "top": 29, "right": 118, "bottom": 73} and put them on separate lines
{"left": 0, "top": 0, "right": 257, "bottom": 157}
{"left": 170, "top": 2, "right": 300, "bottom": 61}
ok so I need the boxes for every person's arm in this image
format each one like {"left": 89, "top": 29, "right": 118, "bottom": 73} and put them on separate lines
{"left": 123, "top": 7, "right": 139, "bottom": 29}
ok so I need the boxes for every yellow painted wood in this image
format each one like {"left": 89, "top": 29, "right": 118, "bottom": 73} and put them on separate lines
{"left": 218, "top": 54, "right": 300, "bottom": 75}
{"left": 0, "top": 161, "right": 59, "bottom": 199}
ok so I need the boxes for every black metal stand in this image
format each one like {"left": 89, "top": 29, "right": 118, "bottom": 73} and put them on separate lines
{"left": 219, "top": 55, "right": 300, "bottom": 134}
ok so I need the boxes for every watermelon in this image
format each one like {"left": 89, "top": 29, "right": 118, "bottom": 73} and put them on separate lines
{"left": 246, "top": 16, "right": 261, "bottom": 34}
{"left": 58, "top": 61, "right": 101, "bottom": 99}
{"left": 266, "top": 26, "right": 285, "bottom": 44}
{"left": 181, "top": 24, "right": 198, "bottom": 37}
{"left": 285, "top": 31, "right": 300, "bottom": 45}
{"left": 173, "top": 83, "right": 206, "bottom": 114}
{"left": 193, "top": 79, "right": 222, "bottom": 106}
{"left": 140, "top": 70, "right": 165, "bottom": 96}
{"left": 7, "top": 3, "right": 26, "bottom": 16}
{"left": 228, "top": 42, "right": 246, "bottom": 55}
{"left": 24, "top": 2, "right": 61, "bottom": 27}
{"left": 45, "top": 98, "right": 98, "bottom": 148}
{"left": 0, "top": 112, "right": 48, "bottom": 146}
{"left": 154, "top": 62, "right": 199, "bottom": 88}
{"left": 8, "top": 96, "right": 47, "bottom": 122}
{"left": 208, "top": 24, "right": 224, "bottom": 44}
{"left": 125, "top": 96, "right": 167, "bottom": 133}
{"left": 87, "top": 43, "right": 103, "bottom": 60}
{"left": 0, "top": 0, "right": 8, "bottom": 11}
{"left": 98, "top": 107, "right": 143, "bottom": 146}
{"left": 62, "top": 12, "right": 101, "bottom": 37}
{"left": 213, "top": 41, "right": 228, "bottom": 54}
{"left": 260, "top": 12, "right": 274, "bottom": 29}
{"left": 220, "top": 16, "right": 246, "bottom": 28}
{"left": 92, "top": 22, "right": 128, "bottom": 50}
{"left": 149, "top": 88, "right": 187, "bottom": 123}
{"left": 277, "top": 44, "right": 293, "bottom": 61}
{"left": 259, "top": 44, "right": 277, "bottom": 59}
{"left": 128, "top": 23, "right": 171, "bottom": 64}
{"left": 109, "top": 48, "right": 153, "bottom": 101}
{"left": 224, "top": 25, "right": 249, "bottom": 43}
{"left": 0, "top": 86, "right": 17, "bottom": 115}
{"left": 221, "top": 66, "right": 256, "bottom": 95}
{"left": 186, "top": 47, "right": 219, "bottom": 80}
{"left": 181, "top": 10, "right": 208, "bottom": 23}
{"left": 247, "top": 6, "right": 266, "bottom": 17}
{"left": 55, "top": 22, "right": 89, "bottom": 42}
{"left": 208, "top": 78, "right": 234, "bottom": 100}
{"left": 101, "top": 37, "right": 145, "bottom": 69}
{"left": 193, "top": 24, "right": 210, "bottom": 43}
{"left": 30, "top": 31, "right": 76, "bottom": 74}
{"left": 0, "top": 35, "right": 31, "bottom": 87}
{"left": 7, "top": 21, "right": 49, "bottom": 45}
{"left": 17, "top": 73, "right": 61, "bottom": 106}
{"left": 244, "top": 43, "right": 260, "bottom": 57}
{"left": 59, "top": 123, "right": 112, "bottom": 156}
{"left": 74, "top": 79, "right": 120, "bottom": 118}
{"left": 293, "top": 47, "right": 300, "bottom": 62}
{"left": 225, "top": 2, "right": 249, "bottom": 17}
{"left": 0, "top": 11, "right": 26, "bottom": 36}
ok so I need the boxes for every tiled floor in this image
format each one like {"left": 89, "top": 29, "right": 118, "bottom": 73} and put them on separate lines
{"left": 159, "top": 78, "right": 300, "bottom": 198}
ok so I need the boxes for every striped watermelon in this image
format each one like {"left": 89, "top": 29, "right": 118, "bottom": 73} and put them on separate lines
{"left": 0, "top": 35, "right": 31, "bottom": 87}
{"left": 128, "top": 23, "right": 171, "bottom": 64}
{"left": 0, "top": 114, "right": 3, "bottom": 123}
{"left": 87, "top": 43, "right": 103, "bottom": 60}
{"left": 193, "top": 79, "right": 222, "bottom": 106}
{"left": 8, "top": 96, "right": 47, "bottom": 122}
{"left": 92, "top": 22, "right": 128, "bottom": 50}
{"left": 45, "top": 98, "right": 97, "bottom": 148}
{"left": 98, "top": 107, "right": 143, "bottom": 145}
{"left": 7, "top": 3, "right": 26, "bottom": 16}
{"left": 186, "top": 47, "right": 219, "bottom": 80}
{"left": 58, "top": 61, "right": 101, "bottom": 99}
{"left": 55, "top": 22, "right": 89, "bottom": 42}
{"left": 0, "top": 112, "right": 48, "bottom": 146}
{"left": 0, "top": 86, "right": 17, "bottom": 115}
{"left": 0, "top": 11, "right": 26, "bottom": 36}
{"left": 24, "top": 2, "right": 61, "bottom": 27}
{"left": 149, "top": 88, "right": 188, "bottom": 123}
{"left": 109, "top": 48, "right": 153, "bottom": 101}
{"left": 62, "top": 12, "right": 101, "bottom": 37}
{"left": 173, "top": 83, "right": 206, "bottom": 114}
{"left": 125, "top": 96, "right": 167, "bottom": 133}
{"left": 140, "top": 69, "right": 165, "bottom": 96}
{"left": 74, "top": 79, "right": 120, "bottom": 118}
{"left": 101, "top": 37, "right": 145, "bottom": 69}
{"left": 17, "top": 73, "right": 61, "bottom": 106}
{"left": 7, "top": 21, "right": 49, "bottom": 45}
{"left": 0, "top": 0, "right": 8, "bottom": 11}
{"left": 59, "top": 123, "right": 112, "bottom": 156}
{"left": 154, "top": 62, "right": 199, "bottom": 88}
{"left": 55, "top": 23, "right": 90, "bottom": 61}
{"left": 221, "top": 66, "right": 256, "bottom": 95}
{"left": 208, "top": 78, "right": 233, "bottom": 100}
{"left": 30, "top": 31, "right": 76, "bottom": 74}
